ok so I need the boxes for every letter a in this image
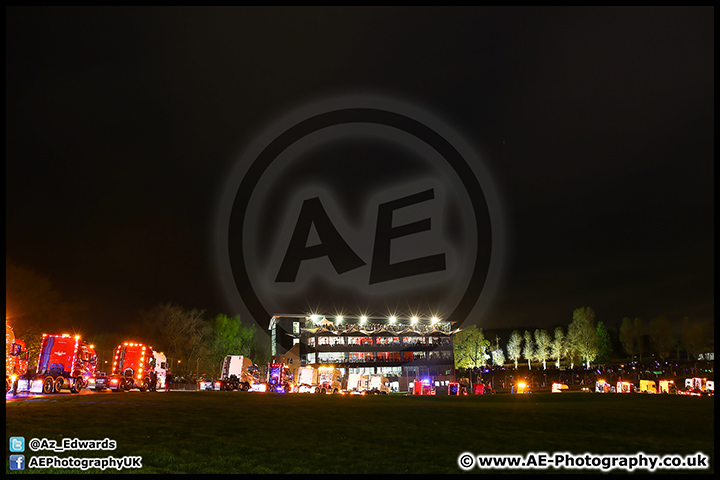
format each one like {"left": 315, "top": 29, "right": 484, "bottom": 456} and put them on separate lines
{"left": 275, "top": 197, "right": 365, "bottom": 282}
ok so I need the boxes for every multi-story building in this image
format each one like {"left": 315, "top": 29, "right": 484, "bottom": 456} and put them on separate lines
{"left": 269, "top": 314, "right": 459, "bottom": 392}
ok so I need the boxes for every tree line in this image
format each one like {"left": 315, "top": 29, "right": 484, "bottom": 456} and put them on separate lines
{"left": 454, "top": 306, "right": 714, "bottom": 372}
{"left": 7, "top": 261, "right": 713, "bottom": 377}
{"left": 6, "top": 260, "right": 267, "bottom": 378}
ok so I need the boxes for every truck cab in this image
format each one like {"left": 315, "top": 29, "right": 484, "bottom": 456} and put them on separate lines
{"left": 106, "top": 342, "right": 160, "bottom": 392}
{"left": 31, "top": 334, "right": 98, "bottom": 394}
{"left": 346, "top": 373, "right": 368, "bottom": 394}
{"left": 266, "top": 362, "right": 294, "bottom": 393}
{"left": 412, "top": 378, "right": 436, "bottom": 395}
{"left": 219, "top": 355, "right": 256, "bottom": 391}
{"left": 5, "top": 324, "right": 29, "bottom": 394}
{"left": 317, "top": 366, "right": 342, "bottom": 394}
{"left": 297, "top": 366, "right": 318, "bottom": 393}
{"left": 367, "top": 374, "right": 389, "bottom": 395}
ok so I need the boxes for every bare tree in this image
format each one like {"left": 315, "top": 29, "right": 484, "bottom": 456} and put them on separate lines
{"left": 6, "top": 260, "right": 85, "bottom": 333}
{"left": 648, "top": 316, "right": 674, "bottom": 361}
{"left": 619, "top": 317, "right": 637, "bottom": 361}
{"left": 139, "top": 303, "right": 211, "bottom": 377}
{"left": 633, "top": 317, "right": 645, "bottom": 362}
{"left": 681, "top": 317, "right": 708, "bottom": 360}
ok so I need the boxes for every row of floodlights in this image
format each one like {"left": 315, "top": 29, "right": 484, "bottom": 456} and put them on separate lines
{"left": 307, "top": 315, "right": 442, "bottom": 325}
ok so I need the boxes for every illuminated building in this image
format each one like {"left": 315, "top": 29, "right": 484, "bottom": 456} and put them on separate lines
{"left": 269, "top": 314, "right": 459, "bottom": 391}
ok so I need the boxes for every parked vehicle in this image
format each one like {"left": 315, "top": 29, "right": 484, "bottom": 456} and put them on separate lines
{"left": 658, "top": 379, "right": 677, "bottom": 394}
{"left": 595, "top": 380, "right": 612, "bottom": 393}
{"left": 678, "top": 377, "right": 713, "bottom": 396}
{"left": 473, "top": 381, "right": 495, "bottom": 395}
{"left": 265, "top": 362, "right": 295, "bottom": 393}
{"left": 639, "top": 379, "right": 657, "bottom": 394}
{"left": 316, "top": 365, "right": 342, "bottom": 394}
{"left": 102, "top": 342, "right": 165, "bottom": 392}
{"left": 296, "top": 366, "right": 318, "bottom": 393}
{"left": 219, "top": 355, "right": 258, "bottom": 391}
{"left": 367, "top": 374, "right": 390, "bottom": 394}
{"left": 448, "top": 382, "right": 467, "bottom": 396}
{"left": 412, "top": 378, "right": 436, "bottom": 395}
{"left": 346, "top": 373, "right": 369, "bottom": 395}
{"left": 616, "top": 381, "right": 635, "bottom": 393}
{"left": 152, "top": 351, "right": 168, "bottom": 391}
{"left": 29, "top": 334, "right": 97, "bottom": 394}
{"left": 551, "top": 382, "right": 568, "bottom": 393}
{"left": 198, "top": 378, "right": 224, "bottom": 391}
{"left": 5, "top": 323, "right": 29, "bottom": 394}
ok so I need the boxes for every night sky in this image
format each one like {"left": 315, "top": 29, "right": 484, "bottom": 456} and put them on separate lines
{"left": 6, "top": 7, "right": 714, "bottom": 339}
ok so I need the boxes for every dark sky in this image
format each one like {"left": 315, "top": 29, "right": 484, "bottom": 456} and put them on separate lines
{"left": 6, "top": 7, "right": 714, "bottom": 338}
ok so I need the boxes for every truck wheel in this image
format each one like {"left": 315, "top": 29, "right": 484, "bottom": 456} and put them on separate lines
{"left": 140, "top": 379, "right": 149, "bottom": 392}
{"left": 42, "top": 377, "right": 54, "bottom": 394}
{"left": 332, "top": 388, "right": 338, "bottom": 394}
{"left": 117, "top": 379, "right": 125, "bottom": 392}
{"left": 71, "top": 376, "right": 83, "bottom": 393}
{"left": 53, "top": 377, "right": 64, "bottom": 393}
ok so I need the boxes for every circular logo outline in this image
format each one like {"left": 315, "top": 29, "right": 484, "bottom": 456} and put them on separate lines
{"left": 214, "top": 95, "right": 506, "bottom": 328}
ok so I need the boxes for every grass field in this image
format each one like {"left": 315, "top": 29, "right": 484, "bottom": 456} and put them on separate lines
{"left": 6, "top": 391, "right": 714, "bottom": 474}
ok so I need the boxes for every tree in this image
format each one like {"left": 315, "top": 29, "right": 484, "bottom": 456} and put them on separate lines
{"left": 567, "top": 307, "right": 598, "bottom": 369}
{"left": 550, "top": 326, "right": 565, "bottom": 368}
{"left": 454, "top": 325, "right": 491, "bottom": 370}
{"left": 534, "top": 329, "right": 551, "bottom": 370}
{"left": 209, "top": 313, "right": 258, "bottom": 367}
{"left": 619, "top": 317, "right": 637, "bottom": 360}
{"left": 139, "top": 303, "right": 212, "bottom": 377}
{"left": 454, "top": 325, "right": 491, "bottom": 390}
{"left": 633, "top": 317, "right": 645, "bottom": 362}
{"left": 490, "top": 335, "right": 505, "bottom": 367}
{"left": 491, "top": 347, "right": 505, "bottom": 368}
{"left": 648, "top": 317, "right": 674, "bottom": 361}
{"left": 6, "top": 260, "right": 87, "bottom": 370}
{"left": 595, "top": 321, "right": 613, "bottom": 365}
{"left": 506, "top": 330, "right": 522, "bottom": 369}
{"left": 6, "top": 261, "right": 85, "bottom": 325}
{"left": 681, "top": 317, "right": 708, "bottom": 360}
{"left": 523, "top": 330, "right": 535, "bottom": 369}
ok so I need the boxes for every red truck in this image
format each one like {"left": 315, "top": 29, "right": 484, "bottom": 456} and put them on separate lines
{"left": 30, "top": 333, "right": 98, "bottom": 394}
{"left": 6, "top": 323, "right": 29, "bottom": 394}
{"left": 104, "top": 342, "right": 163, "bottom": 392}
{"left": 412, "top": 378, "right": 436, "bottom": 395}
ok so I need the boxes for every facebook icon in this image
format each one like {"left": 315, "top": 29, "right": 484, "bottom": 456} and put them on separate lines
{"left": 10, "top": 454, "right": 25, "bottom": 470}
